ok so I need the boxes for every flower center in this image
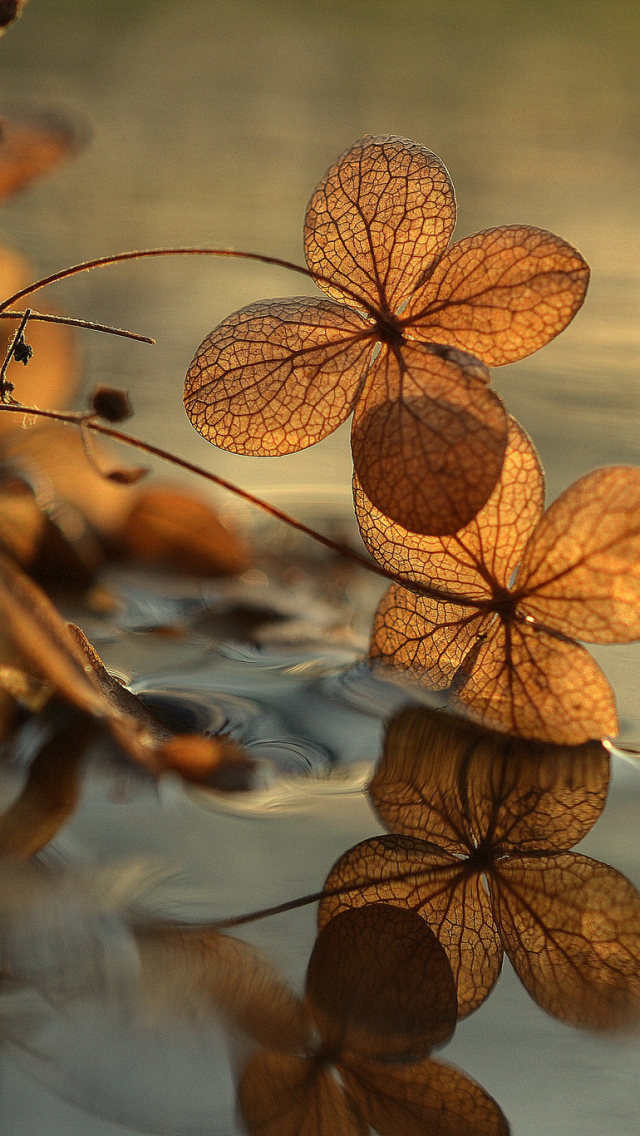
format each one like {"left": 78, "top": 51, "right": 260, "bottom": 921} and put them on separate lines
{"left": 489, "top": 586, "right": 518, "bottom": 622}
{"left": 374, "top": 313, "right": 405, "bottom": 348}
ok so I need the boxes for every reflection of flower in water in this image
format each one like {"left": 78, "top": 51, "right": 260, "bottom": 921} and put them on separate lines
{"left": 239, "top": 903, "right": 509, "bottom": 1136}
{"left": 185, "top": 134, "right": 589, "bottom": 537}
{"left": 0, "top": 867, "right": 509, "bottom": 1134}
{"left": 321, "top": 706, "right": 640, "bottom": 1031}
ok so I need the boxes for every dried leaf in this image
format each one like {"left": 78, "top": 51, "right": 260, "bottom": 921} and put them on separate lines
{"left": 516, "top": 466, "right": 640, "bottom": 643}
{"left": 239, "top": 1049, "right": 368, "bottom": 1136}
{"left": 492, "top": 854, "right": 640, "bottom": 1030}
{"left": 403, "top": 225, "right": 589, "bottom": 366}
{"left": 135, "top": 927, "right": 306, "bottom": 1051}
{"left": 66, "top": 623, "right": 171, "bottom": 744}
{"left": 0, "top": 717, "right": 95, "bottom": 859}
{"left": 306, "top": 904, "right": 457, "bottom": 1060}
{"left": 0, "top": 476, "right": 99, "bottom": 593}
{"left": 156, "top": 733, "right": 255, "bottom": 786}
{"left": 116, "top": 486, "right": 250, "bottom": 577}
{"left": 185, "top": 297, "right": 370, "bottom": 455}
{"left": 0, "top": 662, "right": 48, "bottom": 712}
{"left": 0, "top": 422, "right": 138, "bottom": 535}
{"left": 0, "top": 556, "right": 162, "bottom": 769}
{"left": 0, "top": 109, "right": 86, "bottom": 201}
{"left": 351, "top": 342, "right": 508, "bottom": 535}
{"left": 343, "top": 1055, "right": 510, "bottom": 1136}
{"left": 319, "top": 836, "right": 502, "bottom": 1018}
{"left": 304, "top": 134, "right": 456, "bottom": 310}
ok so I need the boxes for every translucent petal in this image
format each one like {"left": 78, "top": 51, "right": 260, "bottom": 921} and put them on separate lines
{"left": 184, "top": 297, "right": 371, "bottom": 455}
{"left": 306, "top": 904, "right": 457, "bottom": 1060}
{"left": 369, "top": 582, "right": 490, "bottom": 691}
{"left": 343, "top": 1055, "right": 509, "bottom": 1136}
{"left": 453, "top": 618, "right": 618, "bottom": 743}
{"left": 403, "top": 225, "right": 589, "bottom": 366}
{"left": 355, "top": 415, "right": 543, "bottom": 591}
{"left": 304, "top": 135, "right": 456, "bottom": 311}
{"left": 493, "top": 854, "right": 640, "bottom": 1030}
{"left": 238, "top": 1050, "right": 368, "bottom": 1136}
{"left": 517, "top": 466, "right": 640, "bottom": 643}
{"left": 352, "top": 341, "right": 507, "bottom": 535}
{"left": 320, "top": 836, "right": 502, "bottom": 1018}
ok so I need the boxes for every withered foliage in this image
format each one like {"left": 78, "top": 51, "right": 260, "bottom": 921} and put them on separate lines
{"left": 321, "top": 706, "right": 640, "bottom": 1031}
{"left": 185, "top": 134, "right": 588, "bottom": 536}
{"left": 238, "top": 903, "right": 509, "bottom": 1136}
{"left": 0, "top": 554, "right": 254, "bottom": 813}
{"left": 0, "top": 106, "right": 86, "bottom": 201}
{"left": 0, "top": 421, "right": 250, "bottom": 581}
{"left": 359, "top": 417, "right": 640, "bottom": 744}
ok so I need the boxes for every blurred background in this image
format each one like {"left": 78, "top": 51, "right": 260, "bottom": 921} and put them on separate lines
{"left": 0, "top": 0, "right": 640, "bottom": 727}
{"left": 0, "top": 8, "right": 640, "bottom": 1136}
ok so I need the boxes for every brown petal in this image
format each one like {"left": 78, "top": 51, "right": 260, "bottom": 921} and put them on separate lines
{"left": 319, "top": 837, "right": 503, "bottom": 1019}
{"left": 135, "top": 927, "right": 305, "bottom": 1052}
{"left": 403, "top": 225, "right": 589, "bottom": 366}
{"left": 369, "top": 581, "right": 490, "bottom": 691}
{"left": 492, "top": 854, "right": 640, "bottom": 1030}
{"left": 238, "top": 1050, "right": 368, "bottom": 1136}
{"left": 354, "top": 415, "right": 544, "bottom": 592}
{"left": 452, "top": 617, "right": 619, "bottom": 744}
{"left": 184, "top": 297, "right": 371, "bottom": 455}
{"left": 304, "top": 135, "right": 456, "bottom": 312}
{"left": 0, "top": 109, "right": 86, "bottom": 201}
{"left": 517, "top": 466, "right": 640, "bottom": 643}
{"left": 467, "top": 733, "right": 610, "bottom": 854}
{"left": 352, "top": 342, "right": 507, "bottom": 535}
{"left": 306, "top": 904, "right": 457, "bottom": 1060}
{"left": 342, "top": 1055, "right": 510, "bottom": 1136}
{"left": 0, "top": 718, "right": 95, "bottom": 860}
{"left": 371, "top": 705, "right": 610, "bottom": 857}
{"left": 369, "top": 706, "right": 475, "bottom": 855}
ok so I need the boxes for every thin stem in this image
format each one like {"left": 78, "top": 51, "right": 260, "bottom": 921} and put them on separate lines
{"left": 202, "top": 889, "right": 327, "bottom": 931}
{"left": 0, "top": 400, "right": 485, "bottom": 610}
{"left": 0, "top": 246, "right": 379, "bottom": 323}
{"left": 0, "top": 309, "right": 155, "bottom": 344}
{"left": 0, "top": 308, "right": 31, "bottom": 399}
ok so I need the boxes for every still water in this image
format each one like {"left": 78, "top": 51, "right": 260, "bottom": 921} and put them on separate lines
{"left": 0, "top": 1, "right": 639, "bottom": 1133}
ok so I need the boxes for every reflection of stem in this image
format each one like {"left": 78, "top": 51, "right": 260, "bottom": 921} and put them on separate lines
{"left": 0, "top": 309, "right": 154, "bottom": 343}
{"left": 0, "top": 307, "right": 31, "bottom": 400}
{"left": 0, "top": 400, "right": 487, "bottom": 609}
